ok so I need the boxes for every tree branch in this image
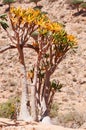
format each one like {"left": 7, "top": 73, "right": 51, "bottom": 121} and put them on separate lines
{"left": 25, "top": 44, "right": 39, "bottom": 53}
{"left": 5, "top": 30, "right": 17, "bottom": 45}
{"left": 49, "top": 48, "right": 69, "bottom": 75}
{"left": 0, "top": 43, "right": 39, "bottom": 53}
{"left": 0, "top": 45, "right": 16, "bottom": 53}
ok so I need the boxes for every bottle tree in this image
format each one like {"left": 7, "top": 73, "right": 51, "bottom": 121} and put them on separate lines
{"left": 0, "top": 7, "right": 77, "bottom": 121}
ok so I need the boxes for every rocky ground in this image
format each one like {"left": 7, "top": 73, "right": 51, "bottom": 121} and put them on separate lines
{"left": 0, "top": 118, "right": 84, "bottom": 130}
{"left": 0, "top": 0, "right": 86, "bottom": 129}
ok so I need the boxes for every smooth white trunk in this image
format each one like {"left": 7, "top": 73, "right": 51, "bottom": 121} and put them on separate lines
{"left": 18, "top": 64, "right": 32, "bottom": 121}
{"left": 31, "top": 84, "right": 37, "bottom": 120}
{"left": 31, "top": 65, "right": 37, "bottom": 121}
{"left": 41, "top": 97, "right": 47, "bottom": 114}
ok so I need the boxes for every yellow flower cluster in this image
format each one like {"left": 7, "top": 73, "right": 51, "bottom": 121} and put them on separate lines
{"left": 10, "top": 7, "right": 40, "bottom": 24}
{"left": 10, "top": 7, "right": 77, "bottom": 47}
{"left": 67, "top": 34, "right": 77, "bottom": 44}
{"left": 45, "top": 22, "right": 62, "bottom": 32}
{"left": 10, "top": 7, "right": 62, "bottom": 32}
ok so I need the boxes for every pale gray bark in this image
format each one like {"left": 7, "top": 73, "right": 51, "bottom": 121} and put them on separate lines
{"left": 31, "top": 64, "right": 37, "bottom": 121}
{"left": 41, "top": 97, "right": 47, "bottom": 114}
{"left": 18, "top": 64, "right": 32, "bottom": 121}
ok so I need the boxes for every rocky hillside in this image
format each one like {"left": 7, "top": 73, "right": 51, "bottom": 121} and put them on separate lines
{"left": 0, "top": 0, "right": 86, "bottom": 129}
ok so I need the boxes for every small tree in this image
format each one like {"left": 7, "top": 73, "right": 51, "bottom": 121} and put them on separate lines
{"left": 0, "top": 7, "right": 77, "bottom": 121}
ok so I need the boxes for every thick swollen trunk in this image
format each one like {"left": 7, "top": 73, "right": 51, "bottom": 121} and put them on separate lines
{"left": 17, "top": 46, "right": 32, "bottom": 121}
{"left": 18, "top": 64, "right": 32, "bottom": 121}
{"left": 44, "top": 73, "right": 50, "bottom": 108}
{"left": 41, "top": 97, "right": 47, "bottom": 114}
{"left": 40, "top": 73, "right": 50, "bottom": 119}
{"left": 31, "top": 64, "right": 37, "bottom": 121}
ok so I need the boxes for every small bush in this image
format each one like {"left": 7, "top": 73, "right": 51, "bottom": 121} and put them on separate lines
{"left": 50, "top": 80, "right": 63, "bottom": 92}
{"left": 50, "top": 102, "right": 59, "bottom": 118}
{"left": 3, "top": 0, "right": 15, "bottom": 12}
{"left": 29, "top": 0, "right": 41, "bottom": 6}
{"left": 0, "top": 97, "right": 20, "bottom": 119}
{"left": 71, "top": 0, "right": 83, "bottom": 4}
{"left": 3, "top": 0, "right": 15, "bottom": 4}
{"left": 80, "top": 2, "right": 86, "bottom": 10}
{"left": 70, "top": 0, "right": 84, "bottom": 12}
{"left": 58, "top": 110, "right": 84, "bottom": 128}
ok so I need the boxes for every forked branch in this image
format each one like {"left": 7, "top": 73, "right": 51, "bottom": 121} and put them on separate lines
{"left": 0, "top": 45, "right": 16, "bottom": 53}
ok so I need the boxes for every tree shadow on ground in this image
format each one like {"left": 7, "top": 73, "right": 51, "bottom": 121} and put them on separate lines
{"left": 81, "top": 11, "right": 86, "bottom": 17}
{"left": 72, "top": 10, "right": 86, "bottom": 17}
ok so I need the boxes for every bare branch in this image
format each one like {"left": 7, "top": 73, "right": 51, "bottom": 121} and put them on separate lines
{"left": 0, "top": 45, "right": 16, "bottom": 53}
{"left": 42, "top": 42, "right": 50, "bottom": 52}
{"left": 25, "top": 44, "right": 39, "bottom": 53}
{"left": 23, "top": 27, "right": 30, "bottom": 46}
{"left": 6, "top": 30, "right": 17, "bottom": 45}
{"left": 49, "top": 50, "right": 69, "bottom": 75}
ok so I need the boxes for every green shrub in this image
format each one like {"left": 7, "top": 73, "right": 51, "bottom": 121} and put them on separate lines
{"left": 3, "top": 0, "right": 15, "bottom": 4}
{"left": 50, "top": 80, "right": 63, "bottom": 92}
{"left": 29, "top": 0, "right": 41, "bottom": 6}
{"left": 50, "top": 102, "right": 59, "bottom": 118}
{"left": 71, "top": 0, "right": 83, "bottom": 4}
{"left": 0, "top": 14, "right": 9, "bottom": 30}
{"left": 0, "top": 97, "right": 20, "bottom": 119}
{"left": 70, "top": 0, "right": 84, "bottom": 12}
{"left": 80, "top": 2, "right": 86, "bottom": 9}
{"left": 3, "top": 0, "right": 15, "bottom": 12}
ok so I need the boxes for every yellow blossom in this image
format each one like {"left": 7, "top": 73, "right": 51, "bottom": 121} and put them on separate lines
{"left": 67, "top": 34, "right": 77, "bottom": 44}
{"left": 37, "top": 18, "right": 46, "bottom": 27}
{"left": 9, "top": 7, "right": 77, "bottom": 49}
{"left": 52, "top": 22, "right": 62, "bottom": 32}
{"left": 13, "top": 7, "right": 21, "bottom": 16}
{"left": 11, "top": 17, "right": 18, "bottom": 25}
{"left": 10, "top": 6, "right": 15, "bottom": 13}
{"left": 44, "top": 21, "right": 62, "bottom": 32}
{"left": 45, "top": 21, "right": 53, "bottom": 30}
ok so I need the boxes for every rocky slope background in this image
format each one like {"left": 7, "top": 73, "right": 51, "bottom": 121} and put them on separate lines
{"left": 0, "top": 0, "right": 86, "bottom": 129}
